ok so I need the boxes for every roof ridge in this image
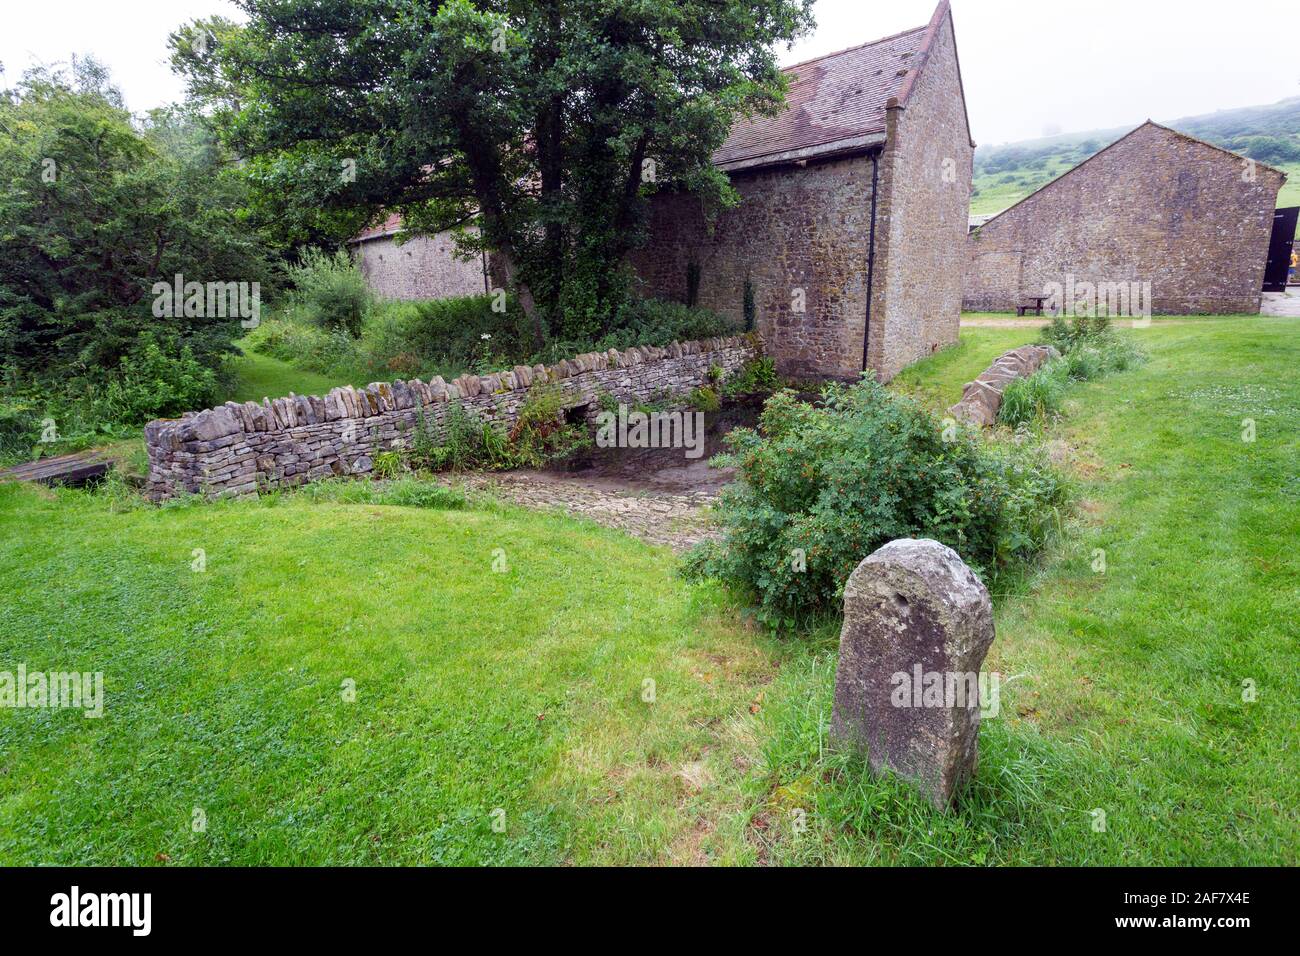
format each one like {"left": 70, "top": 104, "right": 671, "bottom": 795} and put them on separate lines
{"left": 778, "top": 24, "right": 927, "bottom": 74}
{"left": 1144, "top": 120, "right": 1289, "bottom": 178}
{"left": 892, "top": 1, "right": 950, "bottom": 109}
{"left": 974, "top": 120, "right": 1287, "bottom": 231}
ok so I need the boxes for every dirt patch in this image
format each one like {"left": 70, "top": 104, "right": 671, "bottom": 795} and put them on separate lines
{"left": 445, "top": 471, "right": 718, "bottom": 552}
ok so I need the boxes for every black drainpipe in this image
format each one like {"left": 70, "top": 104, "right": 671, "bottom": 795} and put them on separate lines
{"left": 861, "top": 149, "right": 880, "bottom": 375}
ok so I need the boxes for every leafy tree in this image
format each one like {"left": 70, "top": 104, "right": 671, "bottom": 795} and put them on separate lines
{"left": 182, "top": 0, "right": 814, "bottom": 346}
{"left": 0, "top": 60, "right": 275, "bottom": 381}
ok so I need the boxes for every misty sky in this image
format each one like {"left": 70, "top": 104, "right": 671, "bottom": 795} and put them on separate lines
{"left": 2, "top": 0, "right": 1296, "bottom": 146}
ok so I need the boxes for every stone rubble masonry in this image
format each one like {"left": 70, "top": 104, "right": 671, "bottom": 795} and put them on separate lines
{"left": 144, "top": 335, "right": 759, "bottom": 500}
{"left": 628, "top": 7, "right": 972, "bottom": 384}
{"left": 963, "top": 121, "right": 1288, "bottom": 315}
{"left": 868, "top": 12, "right": 973, "bottom": 382}
{"left": 947, "top": 344, "right": 1059, "bottom": 427}
{"left": 628, "top": 154, "right": 875, "bottom": 383}
{"left": 830, "top": 538, "right": 995, "bottom": 810}
{"left": 353, "top": 229, "right": 490, "bottom": 300}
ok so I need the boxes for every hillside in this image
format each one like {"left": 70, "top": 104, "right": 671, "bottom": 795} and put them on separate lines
{"left": 971, "top": 97, "right": 1300, "bottom": 227}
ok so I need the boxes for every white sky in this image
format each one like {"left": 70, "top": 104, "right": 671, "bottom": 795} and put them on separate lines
{"left": 2, "top": 0, "right": 1297, "bottom": 146}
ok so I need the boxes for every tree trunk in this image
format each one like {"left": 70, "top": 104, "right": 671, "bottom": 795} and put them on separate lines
{"left": 495, "top": 247, "right": 544, "bottom": 350}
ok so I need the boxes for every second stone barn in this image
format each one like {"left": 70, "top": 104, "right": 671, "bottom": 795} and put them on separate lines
{"left": 963, "top": 121, "right": 1288, "bottom": 315}
{"left": 630, "top": 0, "right": 974, "bottom": 381}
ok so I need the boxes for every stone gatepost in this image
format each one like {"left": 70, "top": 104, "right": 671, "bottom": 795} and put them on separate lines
{"left": 830, "top": 538, "right": 995, "bottom": 809}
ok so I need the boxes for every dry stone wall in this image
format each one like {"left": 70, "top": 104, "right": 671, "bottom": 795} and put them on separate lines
{"left": 145, "top": 335, "right": 759, "bottom": 500}
{"left": 947, "top": 344, "right": 1058, "bottom": 427}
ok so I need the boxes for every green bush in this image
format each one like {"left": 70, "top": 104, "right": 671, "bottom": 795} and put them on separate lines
{"left": 688, "top": 385, "right": 722, "bottom": 413}
{"left": 246, "top": 289, "right": 738, "bottom": 394}
{"left": 284, "top": 248, "right": 371, "bottom": 336}
{"left": 723, "top": 357, "right": 779, "bottom": 398}
{"left": 406, "top": 387, "right": 589, "bottom": 473}
{"left": 505, "top": 385, "right": 592, "bottom": 468}
{"left": 998, "top": 362, "right": 1067, "bottom": 427}
{"left": 1039, "top": 314, "right": 1146, "bottom": 382}
{"left": 0, "top": 400, "right": 41, "bottom": 463}
{"left": 88, "top": 332, "right": 220, "bottom": 424}
{"left": 692, "top": 379, "right": 1069, "bottom": 625}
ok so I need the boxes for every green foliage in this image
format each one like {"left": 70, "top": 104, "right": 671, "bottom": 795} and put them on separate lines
{"left": 688, "top": 385, "right": 722, "bottom": 413}
{"left": 0, "top": 61, "right": 276, "bottom": 381}
{"left": 997, "top": 317, "right": 1147, "bottom": 429}
{"left": 403, "top": 387, "right": 589, "bottom": 475}
{"left": 693, "top": 380, "right": 1069, "bottom": 625}
{"left": 283, "top": 248, "right": 371, "bottom": 336}
{"left": 0, "top": 401, "right": 43, "bottom": 464}
{"left": 0, "top": 331, "right": 222, "bottom": 462}
{"left": 505, "top": 385, "right": 592, "bottom": 469}
{"left": 722, "top": 356, "right": 779, "bottom": 398}
{"left": 998, "top": 363, "right": 1067, "bottom": 428}
{"left": 242, "top": 316, "right": 361, "bottom": 380}
{"left": 247, "top": 292, "right": 737, "bottom": 389}
{"left": 1040, "top": 313, "right": 1111, "bottom": 351}
{"left": 89, "top": 332, "right": 221, "bottom": 425}
{"left": 1039, "top": 315, "right": 1147, "bottom": 382}
{"left": 372, "top": 450, "right": 405, "bottom": 480}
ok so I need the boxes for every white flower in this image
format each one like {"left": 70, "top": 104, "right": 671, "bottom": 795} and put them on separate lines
{"left": 480, "top": 333, "right": 491, "bottom": 340}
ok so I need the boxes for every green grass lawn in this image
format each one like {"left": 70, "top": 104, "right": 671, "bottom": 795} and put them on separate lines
{"left": 892, "top": 317, "right": 1043, "bottom": 407}
{"left": 224, "top": 348, "right": 350, "bottom": 404}
{"left": 1, "top": 316, "right": 1296, "bottom": 865}
{"left": 0, "top": 482, "right": 775, "bottom": 864}
{"left": 735, "top": 315, "right": 1300, "bottom": 864}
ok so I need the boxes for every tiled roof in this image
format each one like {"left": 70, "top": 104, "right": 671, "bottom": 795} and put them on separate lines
{"left": 353, "top": 212, "right": 404, "bottom": 243}
{"left": 713, "top": 16, "right": 935, "bottom": 170}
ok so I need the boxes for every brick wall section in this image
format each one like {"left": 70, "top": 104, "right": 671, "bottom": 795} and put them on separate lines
{"left": 628, "top": 156, "right": 874, "bottom": 381}
{"left": 963, "top": 122, "right": 1287, "bottom": 314}
{"left": 144, "top": 336, "right": 759, "bottom": 500}
{"left": 352, "top": 230, "right": 490, "bottom": 300}
{"left": 869, "top": 14, "right": 972, "bottom": 381}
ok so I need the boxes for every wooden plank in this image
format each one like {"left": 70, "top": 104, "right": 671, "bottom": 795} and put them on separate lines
{"left": 1, "top": 450, "right": 115, "bottom": 487}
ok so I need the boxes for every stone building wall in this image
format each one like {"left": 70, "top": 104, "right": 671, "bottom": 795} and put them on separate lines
{"left": 352, "top": 230, "right": 490, "bottom": 300}
{"left": 627, "top": 155, "right": 875, "bottom": 381}
{"left": 144, "top": 336, "right": 759, "bottom": 500}
{"left": 963, "top": 122, "right": 1287, "bottom": 314}
{"left": 869, "top": 14, "right": 973, "bottom": 380}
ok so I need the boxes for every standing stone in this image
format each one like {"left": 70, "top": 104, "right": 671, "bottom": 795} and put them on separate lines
{"left": 830, "top": 538, "right": 995, "bottom": 810}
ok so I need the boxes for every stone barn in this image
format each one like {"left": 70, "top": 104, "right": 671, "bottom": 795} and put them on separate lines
{"left": 351, "top": 1, "right": 973, "bottom": 383}
{"left": 963, "top": 122, "right": 1288, "bottom": 315}
{"left": 631, "top": 0, "right": 974, "bottom": 381}
{"left": 351, "top": 213, "right": 491, "bottom": 300}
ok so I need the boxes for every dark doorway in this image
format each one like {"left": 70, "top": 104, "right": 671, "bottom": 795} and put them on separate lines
{"left": 1263, "top": 207, "right": 1298, "bottom": 292}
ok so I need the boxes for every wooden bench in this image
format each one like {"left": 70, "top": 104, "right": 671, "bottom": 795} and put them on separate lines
{"left": 1, "top": 449, "right": 115, "bottom": 487}
{"left": 1015, "top": 295, "right": 1049, "bottom": 317}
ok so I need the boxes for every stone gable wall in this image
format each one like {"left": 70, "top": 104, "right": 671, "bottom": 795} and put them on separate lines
{"left": 144, "top": 336, "right": 759, "bottom": 500}
{"left": 352, "top": 230, "right": 489, "bottom": 300}
{"left": 628, "top": 155, "right": 875, "bottom": 382}
{"left": 869, "top": 13, "right": 972, "bottom": 381}
{"left": 963, "top": 123, "right": 1287, "bottom": 314}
